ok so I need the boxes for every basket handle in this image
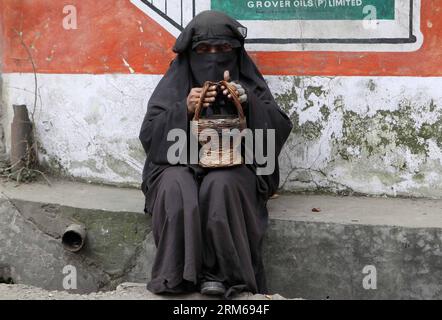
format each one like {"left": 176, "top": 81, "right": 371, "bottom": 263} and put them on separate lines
{"left": 192, "top": 80, "right": 245, "bottom": 121}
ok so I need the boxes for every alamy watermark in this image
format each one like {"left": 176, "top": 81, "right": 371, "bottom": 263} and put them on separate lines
{"left": 62, "top": 5, "right": 78, "bottom": 30}
{"left": 362, "top": 265, "right": 377, "bottom": 290}
{"left": 62, "top": 265, "right": 77, "bottom": 290}
{"left": 167, "top": 123, "right": 276, "bottom": 175}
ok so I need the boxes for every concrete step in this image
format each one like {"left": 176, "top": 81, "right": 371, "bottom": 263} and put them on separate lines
{"left": 1, "top": 180, "right": 441, "bottom": 299}
{"left": 0, "top": 282, "right": 291, "bottom": 300}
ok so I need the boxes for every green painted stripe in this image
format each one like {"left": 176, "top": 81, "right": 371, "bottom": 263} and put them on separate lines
{"left": 211, "top": 0, "right": 395, "bottom": 20}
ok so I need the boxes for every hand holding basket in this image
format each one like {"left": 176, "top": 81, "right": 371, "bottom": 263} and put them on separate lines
{"left": 191, "top": 80, "right": 247, "bottom": 168}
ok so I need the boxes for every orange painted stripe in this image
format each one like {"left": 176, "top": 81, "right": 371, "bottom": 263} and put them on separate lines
{"left": 1, "top": 0, "right": 176, "bottom": 75}
{"left": 1, "top": 0, "right": 442, "bottom": 76}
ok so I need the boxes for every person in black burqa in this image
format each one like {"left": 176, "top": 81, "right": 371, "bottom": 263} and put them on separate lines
{"left": 139, "top": 10, "right": 293, "bottom": 298}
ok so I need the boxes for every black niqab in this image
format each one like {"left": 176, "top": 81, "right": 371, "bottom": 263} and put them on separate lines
{"left": 190, "top": 50, "right": 239, "bottom": 86}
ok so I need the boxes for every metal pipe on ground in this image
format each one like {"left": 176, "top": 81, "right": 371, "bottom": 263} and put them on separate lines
{"left": 62, "top": 224, "right": 87, "bottom": 252}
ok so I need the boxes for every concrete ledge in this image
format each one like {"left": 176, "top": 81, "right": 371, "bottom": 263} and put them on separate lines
{"left": 268, "top": 194, "right": 442, "bottom": 228}
{"left": 0, "top": 180, "right": 144, "bottom": 213}
{"left": 0, "top": 282, "right": 292, "bottom": 300}
{"left": 1, "top": 180, "right": 441, "bottom": 299}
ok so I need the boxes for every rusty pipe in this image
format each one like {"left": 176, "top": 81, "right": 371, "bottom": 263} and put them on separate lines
{"left": 62, "top": 224, "right": 87, "bottom": 252}
{"left": 10, "top": 104, "right": 33, "bottom": 170}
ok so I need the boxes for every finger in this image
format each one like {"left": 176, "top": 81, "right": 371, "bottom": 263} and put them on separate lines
{"left": 204, "top": 97, "right": 216, "bottom": 102}
{"left": 239, "top": 94, "right": 247, "bottom": 103}
{"left": 205, "top": 91, "right": 217, "bottom": 97}
{"left": 206, "top": 87, "right": 217, "bottom": 94}
{"left": 237, "top": 88, "right": 245, "bottom": 95}
{"left": 220, "top": 85, "right": 226, "bottom": 90}
{"left": 193, "top": 88, "right": 202, "bottom": 93}
{"left": 224, "top": 70, "right": 230, "bottom": 82}
{"left": 223, "top": 89, "right": 228, "bottom": 95}
{"left": 232, "top": 82, "right": 244, "bottom": 92}
{"left": 203, "top": 103, "right": 211, "bottom": 108}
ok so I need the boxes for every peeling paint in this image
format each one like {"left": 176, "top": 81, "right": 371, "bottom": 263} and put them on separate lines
{"left": 122, "top": 58, "right": 135, "bottom": 74}
{"left": 268, "top": 76, "right": 442, "bottom": 198}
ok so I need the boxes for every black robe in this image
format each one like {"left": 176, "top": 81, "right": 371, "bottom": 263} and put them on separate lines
{"left": 139, "top": 11, "right": 293, "bottom": 298}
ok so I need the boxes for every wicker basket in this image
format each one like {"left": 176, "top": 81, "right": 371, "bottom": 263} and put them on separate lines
{"left": 191, "top": 80, "right": 247, "bottom": 168}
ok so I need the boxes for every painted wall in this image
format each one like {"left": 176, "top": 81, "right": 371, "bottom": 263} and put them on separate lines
{"left": 1, "top": 0, "right": 442, "bottom": 198}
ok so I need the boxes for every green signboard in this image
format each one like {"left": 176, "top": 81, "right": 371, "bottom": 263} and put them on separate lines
{"left": 211, "top": 0, "right": 395, "bottom": 20}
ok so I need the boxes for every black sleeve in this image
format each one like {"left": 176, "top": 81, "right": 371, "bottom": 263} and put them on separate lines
{"left": 139, "top": 97, "right": 188, "bottom": 165}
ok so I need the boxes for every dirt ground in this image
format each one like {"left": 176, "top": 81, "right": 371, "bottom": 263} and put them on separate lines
{"left": 0, "top": 282, "right": 291, "bottom": 300}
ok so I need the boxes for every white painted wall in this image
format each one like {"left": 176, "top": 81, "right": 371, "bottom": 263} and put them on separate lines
{"left": 2, "top": 73, "right": 442, "bottom": 197}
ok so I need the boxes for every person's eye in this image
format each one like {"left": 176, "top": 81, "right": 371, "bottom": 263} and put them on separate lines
{"left": 221, "top": 44, "right": 232, "bottom": 52}
{"left": 196, "top": 45, "right": 209, "bottom": 53}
